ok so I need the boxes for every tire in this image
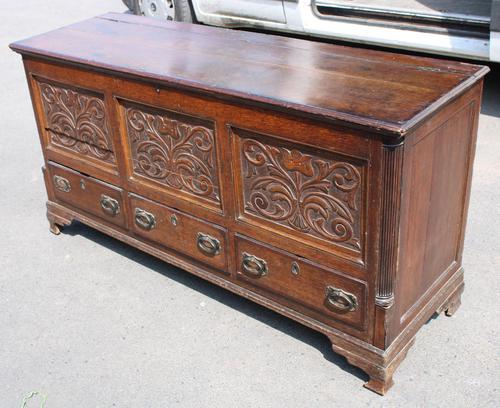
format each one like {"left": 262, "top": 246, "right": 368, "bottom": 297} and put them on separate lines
{"left": 139, "top": 0, "right": 195, "bottom": 23}
{"left": 174, "top": 0, "right": 195, "bottom": 23}
{"left": 121, "top": 0, "right": 135, "bottom": 12}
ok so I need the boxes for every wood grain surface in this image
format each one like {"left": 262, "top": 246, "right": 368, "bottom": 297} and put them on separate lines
{"left": 10, "top": 12, "right": 488, "bottom": 136}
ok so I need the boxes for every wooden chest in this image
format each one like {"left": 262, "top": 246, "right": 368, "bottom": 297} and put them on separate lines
{"left": 10, "top": 13, "right": 488, "bottom": 394}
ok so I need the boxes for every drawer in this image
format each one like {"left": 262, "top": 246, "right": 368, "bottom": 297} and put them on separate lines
{"left": 235, "top": 235, "right": 367, "bottom": 330}
{"left": 48, "top": 162, "right": 126, "bottom": 228}
{"left": 129, "top": 194, "right": 228, "bottom": 272}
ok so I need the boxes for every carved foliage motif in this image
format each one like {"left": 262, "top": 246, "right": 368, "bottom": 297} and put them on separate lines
{"left": 240, "top": 137, "right": 362, "bottom": 251}
{"left": 38, "top": 81, "right": 115, "bottom": 163}
{"left": 124, "top": 105, "right": 220, "bottom": 205}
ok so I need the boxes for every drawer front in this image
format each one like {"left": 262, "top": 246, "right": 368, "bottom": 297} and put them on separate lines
{"left": 235, "top": 235, "right": 367, "bottom": 330}
{"left": 120, "top": 100, "right": 222, "bottom": 212}
{"left": 48, "top": 162, "right": 126, "bottom": 228}
{"left": 129, "top": 194, "right": 228, "bottom": 271}
{"left": 35, "top": 78, "right": 118, "bottom": 173}
{"left": 231, "top": 127, "right": 367, "bottom": 263}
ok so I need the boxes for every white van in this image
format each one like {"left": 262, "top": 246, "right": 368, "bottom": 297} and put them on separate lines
{"left": 122, "top": 0, "right": 500, "bottom": 62}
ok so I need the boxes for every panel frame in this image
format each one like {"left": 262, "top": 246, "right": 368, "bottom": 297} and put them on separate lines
{"left": 24, "top": 59, "right": 122, "bottom": 185}
{"left": 117, "top": 97, "right": 224, "bottom": 213}
{"left": 230, "top": 126, "right": 369, "bottom": 264}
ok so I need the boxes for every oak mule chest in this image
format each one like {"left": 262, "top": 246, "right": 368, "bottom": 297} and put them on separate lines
{"left": 10, "top": 13, "right": 488, "bottom": 395}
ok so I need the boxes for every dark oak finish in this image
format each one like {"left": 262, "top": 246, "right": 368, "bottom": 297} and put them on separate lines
{"left": 129, "top": 193, "right": 229, "bottom": 272}
{"left": 10, "top": 13, "right": 488, "bottom": 395}
{"left": 235, "top": 234, "right": 367, "bottom": 331}
{"left": 48, "top": 162, "right": 127, "bottom": 231}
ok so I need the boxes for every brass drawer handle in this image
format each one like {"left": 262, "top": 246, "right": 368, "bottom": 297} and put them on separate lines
{"left": 197, "top": 232, "right": 220, "bottom": 256}
{"left": 241, "top": 252, "right": 268, "bottom": 278}
{"left": 100, "top": 195, "right": 120, "bottom": 216}
{"left": 324, "top": 286, "right": 358, "bottom": 314}
{"left": 53, "top": 175, "right": 71, "bottom": 192}
{"left": 135, "top": 208, "right": 156, "bottom": 230}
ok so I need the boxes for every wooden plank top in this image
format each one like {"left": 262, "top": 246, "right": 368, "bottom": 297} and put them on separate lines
{"left": 10, "top": 12, "right": 489, "bottom": 137}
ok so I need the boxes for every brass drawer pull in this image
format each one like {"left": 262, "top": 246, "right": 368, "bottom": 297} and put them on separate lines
{"left": 53, "top": 175, "right": 71, "bottom": 192}
{"left": 135, "top": 208, "right": 156, "bottom": 230}
{"left": 197, "top": 232, "right": 220, "bottom": 256}
{"left": 100, "top": 195, "right": 120, "bottom": 216}
{"left": 241, "top": 252, "right": 268, "bottom": 278}
{"left": 324, "top": 286, "right": 358, "bottom": 314}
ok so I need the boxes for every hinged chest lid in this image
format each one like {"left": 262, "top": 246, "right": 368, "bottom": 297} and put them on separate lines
{"left": 10, "top": 13, "right": 489, "bottom": 138}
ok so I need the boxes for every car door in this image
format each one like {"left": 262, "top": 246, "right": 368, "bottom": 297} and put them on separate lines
{"left": 195, "top": 0, "right": 286, "bottom": 24}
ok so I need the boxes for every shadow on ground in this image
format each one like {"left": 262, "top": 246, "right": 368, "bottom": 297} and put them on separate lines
{"left": 63, "top": 221, "right": 368, "bottom": 383}
{"left": 481, "top": 62, "right": 500, "bottom": 118}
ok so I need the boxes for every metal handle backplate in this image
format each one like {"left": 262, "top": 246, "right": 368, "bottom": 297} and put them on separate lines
{"left": 197, "top": 232, "right": 220, "bottom": 256}
{"left": 324, "top": 286, "right": 358, "bottom": 314}
{"left": 100, "top": 195, "right": 120, "bottom": 216}
{"left": 241, "top": 252, "right": 268, "bottom": 278}
{"left": 135, "top": 208, "right": 156, "bottom": 230}
{"left": 53, "top": 175, "right": 71, "bottom": 193}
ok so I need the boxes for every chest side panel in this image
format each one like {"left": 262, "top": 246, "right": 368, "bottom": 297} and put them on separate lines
{"left": 389, "top": 84, "right": 482, "bottom": 343}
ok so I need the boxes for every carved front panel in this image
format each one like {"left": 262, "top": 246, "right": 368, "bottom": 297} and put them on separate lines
{"left": 234, "top": 130, "right": 364, "bottom": 255}
{"left": 37, "top": 80, "right": 115, "bottom": 164}
{"left": 123, "top": 102, "right": 221, "bottom": 208}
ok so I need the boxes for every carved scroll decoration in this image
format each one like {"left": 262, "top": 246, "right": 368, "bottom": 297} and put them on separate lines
{"left": 240, "top": 137, "right": 362, "bottom": 251}
{"left": 38, "top": 82, "right": 115, "bottom": 163}
{"left": 125, "top": 105, "right": 220, "bottom": 205}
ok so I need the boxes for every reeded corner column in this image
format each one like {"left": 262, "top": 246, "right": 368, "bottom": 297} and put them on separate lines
{"left": 376, "top": 140, "right": 404, "bottom": 309}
